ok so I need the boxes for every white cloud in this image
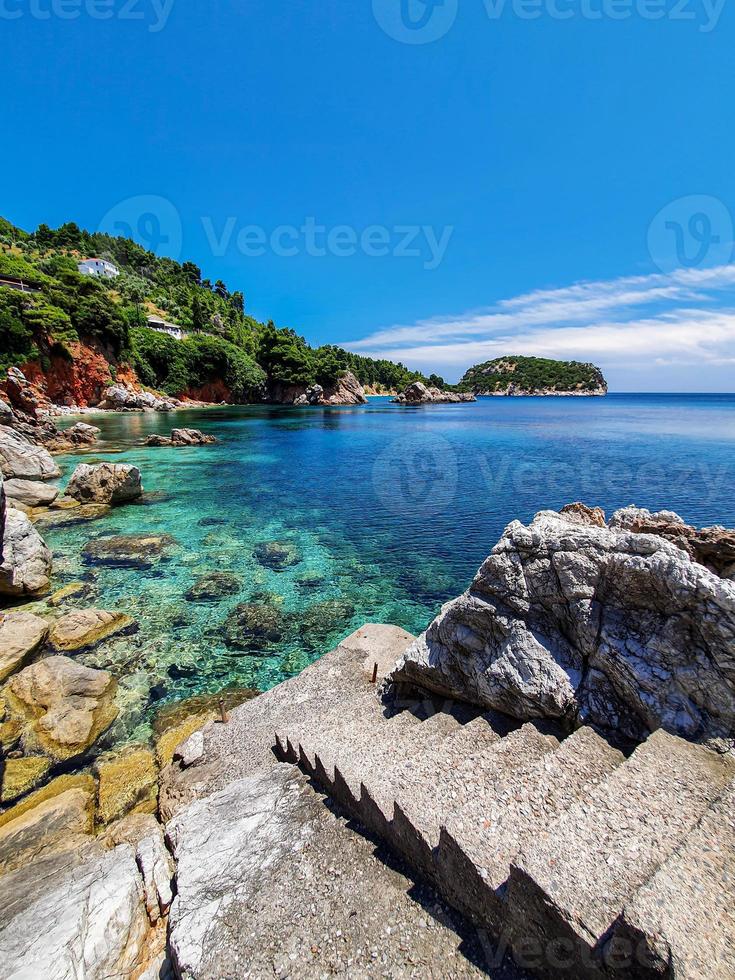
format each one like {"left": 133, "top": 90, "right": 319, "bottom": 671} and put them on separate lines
{"left": 341, "top": 264, "right": 735, "bottom": 388}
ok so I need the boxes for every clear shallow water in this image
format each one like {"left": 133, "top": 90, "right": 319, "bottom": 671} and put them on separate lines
{"left": 45, "top": 393, "right": 735, "bottom": 744}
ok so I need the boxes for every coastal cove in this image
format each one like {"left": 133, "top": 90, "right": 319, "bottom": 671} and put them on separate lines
{"left": 21, "top": 391, "right": 735, "bottom": 750}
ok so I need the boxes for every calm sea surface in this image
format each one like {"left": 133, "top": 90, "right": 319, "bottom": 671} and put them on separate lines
{"left": 47, "top": 393, "right": 735, "bottom": 742}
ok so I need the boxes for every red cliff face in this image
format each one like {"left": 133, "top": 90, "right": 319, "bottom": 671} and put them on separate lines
{"left": 19, "top": 342, "right": 117, "bottom": 407}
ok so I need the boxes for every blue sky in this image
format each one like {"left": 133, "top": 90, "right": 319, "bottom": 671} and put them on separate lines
{"left": 3, "top": 0, "right": 734, "bottom": 389}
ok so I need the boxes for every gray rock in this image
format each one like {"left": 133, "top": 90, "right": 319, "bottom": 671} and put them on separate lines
{"left": 0, "top": 842, "right": 152, "bottom": 979}
{"left": 393, "top": 381, "right": 476, "bottom": 404}
{"left": 0, "top": 505, "right": 53, "bottom": 596}
{"left": 4, "top": 477, "right": 59, "bottom": 507}
{"left": 0, "top": 425, "right": 61, "bottom": 480}
{"left": 0, "top": 610, "right": 50, "bottom": 682}
{"left": 65, "top": 462, "right": 142, "bottom": 505}
{"left": 135, "top": 828, "right": 175, "bottom": 924}
{"left": 386, "top": 506, "right": 735, "bottom": 749}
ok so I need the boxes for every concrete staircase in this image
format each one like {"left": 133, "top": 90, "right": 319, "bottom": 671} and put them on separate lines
{"left": 274, "top": 690, "right": 735, "bottom": 980}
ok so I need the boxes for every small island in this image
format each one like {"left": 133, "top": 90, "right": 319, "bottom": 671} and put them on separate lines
{"left": 457, "top": 355, "right": 608, "bottom": 397}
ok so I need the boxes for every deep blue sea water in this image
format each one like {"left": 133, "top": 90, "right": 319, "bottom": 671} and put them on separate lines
{"left": 46, "top": 393, "right": 734, "bottom": 744}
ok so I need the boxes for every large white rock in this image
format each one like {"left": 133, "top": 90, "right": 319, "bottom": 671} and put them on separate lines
{"left": 0, "top": 611, "right": 49, "bottom": 682}
{"left": 4, "top": 477, "right": 59, "bottom": 507}
{"left": 0, "top": 426, "right": 61, "bottom": 481}
{"left": 387, "top": 505, "right": 735, "bottom": 749}
{"left": 166, "top": 766, "right": 318, "bottom": 980}
{"left": 0, "top": 505, "right": 52, "bottom": 596}
{"left": 0, "top": 842, "right": 151, "bottom": 979}
{"left": 65, "top": 462, "right": 142, "bottom": 505}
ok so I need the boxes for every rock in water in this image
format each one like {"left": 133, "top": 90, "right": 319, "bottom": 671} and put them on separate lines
{"left": 0, "top": 611, "right": 50, "bottom": 682}
{"left": 185, "top": 571, "right": 242, "bottom": 601}
{"left": 386, "top": 504, "right": 735, "bottom": 750}
{"left": 65, "top": 462, "right": 142, "bottom": 505}
{"left": 48, "top": 607, "right": 137, "bottom": 652}
{"left": 0, "top": 504, "right": 53, "bottom": 596}
{"left": 145, "top": 428, "right": 217, "bottom": 447}
{"left": 82, "top": 533, "right": 177, "bottom": 568}
{"left": 222, "top": 601, "right": 286, "bottom": 651}
{"left": 4, "top": 477, "right": 59, "bottom": 507}
{"left": 0, "top": 425, "right": 61, "bottom": 480}
{"left": 392, "top": 381, "right": 476, "bottom": 404}
{"left": 6, "top": 656, "right": 118, "bottom": 761}
{"left": 254, "top": 539, "right": 301, "bottom": 569}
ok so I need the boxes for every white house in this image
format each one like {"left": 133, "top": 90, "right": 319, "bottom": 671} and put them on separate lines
{"left": 78, "top": 257, "right": 120, "bottom": 279}
{"left": 146, "top": 315, "right": 188, "bottom": 340}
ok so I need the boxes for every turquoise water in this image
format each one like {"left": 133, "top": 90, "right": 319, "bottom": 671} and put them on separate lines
{"left": 45, "top": 393, "right": 735, "bottom": 743}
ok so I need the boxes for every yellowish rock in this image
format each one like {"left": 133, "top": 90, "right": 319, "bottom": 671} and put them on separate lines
{"left": 95, "top": 745, "right": 159, "bottom": 825}
{"left": 0, "top": 718, "right": 22, "bottom": 752}
{"left": 0, "top": 777, "right": 95, "bottom": 875}
{"left": 0, "top": 755, "right": 51, "bottom": 803}
{"left": 155, "top": 711, "right": 215, "bottom": 768}
{"left": 6, "top": 656, "right": 118, "bottom": 761}
{"left": 47, "top": 581, "right": 87, "bottom": 608}
{"left": 0, "top": 772, "right": 95, "bottom": 830}
{"left": 48, "top": 607, "right": 136, "bottom": 652}
{"left": 0, "top": 611, "right": 50, "bottom": 682}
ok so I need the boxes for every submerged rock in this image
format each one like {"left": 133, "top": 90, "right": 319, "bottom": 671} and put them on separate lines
{"left": 82, "top": 533, "right": 177, "bottom": 568}
{"left": 185, "top": 570, "right": 243, "bottom": 602}
{"left": 254, "top": 539, "right": 302, "bottom": 569}
{"left": 6, "top": 656, "right": 118, "bottom": 761}
{"left": 222, "top": 601, "right": 286, "bottom": 650}
{"left": 34, "top": 501, "right": 112, "bottom": 530}
{"left": 0, "top": 504, "right": 53, "bottom": 597}
{"left": 48, "top": 607, "right": 137, "bottom": 652}
{"left": 65, "top": 462, "right": 142, "bottom": 505}
{"left": 387, "top": 504, "right": 735, "bottom": 749}
{"left": 0, "top": 755, "right": 52, "bottom": 804}
{"left": 0, "top": 611, "right": 50, "bottom": 682}
{"left": 299, "top": 599, "right": 355, "bottom": 648}
{"left": 95, "top": 745, "right": 159, "bottom": 825}
{"left": 3, "top": 477, "right": 59, "bottom": 507}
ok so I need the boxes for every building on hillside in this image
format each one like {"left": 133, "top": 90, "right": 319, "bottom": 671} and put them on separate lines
{"left": 0, "top": 274, "right": 41, "bottom": 293}
{"left": 146, "top": 315, "right": 188, "bottom": 340}
{"left": 78, "top": 257, "right": 120, "bottom": 278}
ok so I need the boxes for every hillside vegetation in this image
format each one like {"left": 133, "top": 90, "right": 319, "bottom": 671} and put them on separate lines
{"left": 0, "top": 217, "right": 428, "bottom": 400}
{"left": 458, "top": 355, "right": 607, "bottom": 395}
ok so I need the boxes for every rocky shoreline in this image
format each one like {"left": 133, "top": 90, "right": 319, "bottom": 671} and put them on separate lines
{"left": 0, "top": 364, "right": 733, "bottom": 978}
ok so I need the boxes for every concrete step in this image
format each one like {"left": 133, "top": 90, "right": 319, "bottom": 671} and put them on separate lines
{"left": 435, "top": 726, "right": 626, "bottom": 936}
{"left": 363, "top": 721, "right": 559, "bottom": 878}
{"left": 274, "top": 684, "right": 378, "bottom": 765}
{"left": 330, "top": 706, "right": 464, "bottom": 809}
{"left": 608, "top": 782, "right": 735, "bottom": 979}
{"left": 506, "top": 730, "right": 735, "bottom": 978}
{"left": 308, "top": 705, "right": 422, "bottom": 787}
